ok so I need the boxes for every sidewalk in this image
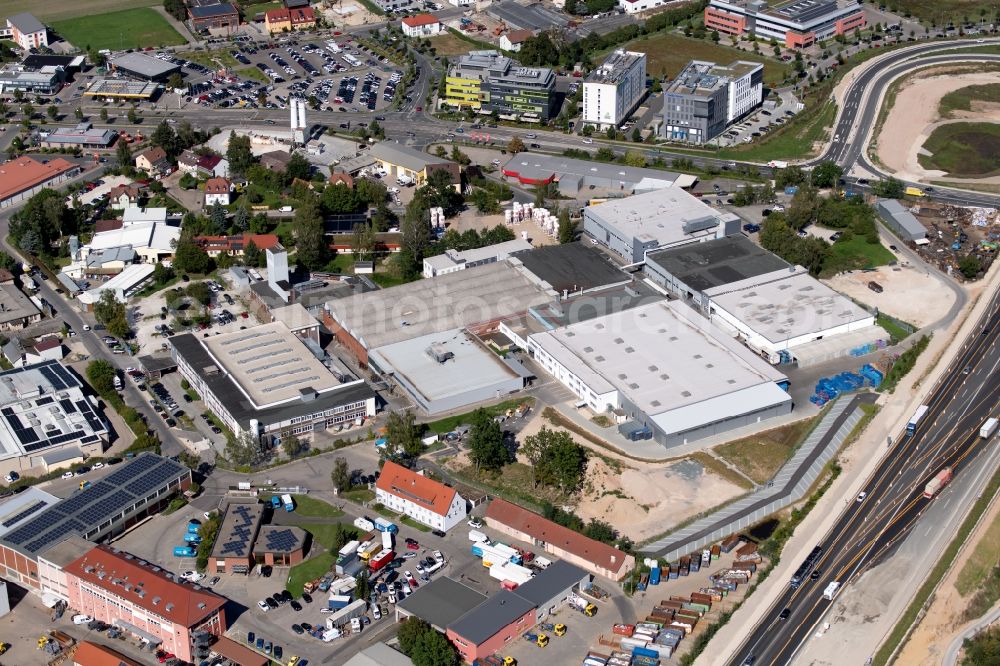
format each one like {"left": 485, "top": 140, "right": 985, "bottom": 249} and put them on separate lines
{"left": 698, "top": 249, "right": 1000, "bottom": 666}
{"left": 644, "top": 394, "right": 873, "bottom": 560}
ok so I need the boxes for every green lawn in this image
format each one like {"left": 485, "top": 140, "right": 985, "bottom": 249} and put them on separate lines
{"left": 180, "top": 49, "right": 239, "bottom": 71}
{"left": 617, "top": 33, "right": 791, "bottom": 88}
{"left": 286, "top": 552, "right": 334, "bottom": 597}
{"left": 373, "top": 504, "right": 397, "bottom": 519}
{"left": 716, "top": 101, "right": 837, "bottom": 162}
{"left": 429, "top": 33, "right": 478, "bottom": 57}
{"left": 956, "top": 512, "right": 1000, "bottom": 596}
{"left": 238, "top": 67, "right": 268, "bottom": 84}
{"left": 301, "top": 523, "right": 357, "bottom": 550}
{"left": 340, "top": 487, "right": 376, "bottom": 503}
{"left": 823, "top": 235, "right": 896, "bottom": 275}
{"left": 3, "top": 0, "right": 161, "bottom": 22}
{"left": 876, "top": 313, "right": 914, "bottom": 343}
{"left": 290, "top": 495, "right": 344, "bottom": 519}
{"left": 400, "top": 516, "right": 431, "bottom": 532}
{"left": 939, "top": 83, "right": 1000, "bottom": 117}
{"left": 51, "top": 8, "right": 184, "bottom": 51}
{"left": 713, "top": 416, "right": 820, "bottom": 485}
{"left": 918, "top": 122, "right": 1000, "bottom": 177}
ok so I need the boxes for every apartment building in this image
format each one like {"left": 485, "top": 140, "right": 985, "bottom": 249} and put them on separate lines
{"left": 582, "top": 49, "right": 647, "bottom": 130}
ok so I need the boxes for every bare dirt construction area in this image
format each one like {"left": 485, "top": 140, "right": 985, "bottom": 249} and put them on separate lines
{"left": 876, "top": 66, "right": 1000, "bottom": 184}
{"left": 448, "top": 412, "right": 747, "bottom": 542}
{"left": 823, "top": 259, "right": 956, "bottom": 328}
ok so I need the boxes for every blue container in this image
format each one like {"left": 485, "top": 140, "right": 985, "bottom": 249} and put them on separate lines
{"left": 173, "top": 546, "right": 196, "bottom": 557}
{"left": 183, "top": 533, "right": 202, "bottom": 543}
{"left": 649, "top": 568, "right": 661, "bottom": 585}
{"left": 186, "top": 521, "right": 201, "bottom": 534}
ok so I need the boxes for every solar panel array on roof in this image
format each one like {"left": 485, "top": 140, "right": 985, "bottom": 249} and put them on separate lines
{"left": 263, "top": 529, "right": 300, "bottom": 552}
{"left": 59, "top": 399, "right": 77, "bottom": 414}
{"left": 1, "top": 500, "right": 47, "bottom": 528}
{"left": 218, "top": 505, "right": 258, "bottom": 557}
{"left": 0, "top": 454, "right": 188, "bottom": 557}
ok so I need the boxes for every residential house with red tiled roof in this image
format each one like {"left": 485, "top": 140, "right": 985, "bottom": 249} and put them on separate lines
{"left": 204, "top": 177, "right": 232, "bottom": 207}
{"left": 134, "top": 147, "right": 171, "bottom": 176}
{"left": 65, "top": 545, "right": 227, "bottom": 663}
{"left": 193, "top": 234, "right": 280, "bottom": 258}
{"left": 375, "top": 461, "right": 467, "bottom": 531}
{"left": 401, "top": 13, "right": 442, "bottom": 37}
{"left": 107, "top": 184, "right": 141, "bottom": 211}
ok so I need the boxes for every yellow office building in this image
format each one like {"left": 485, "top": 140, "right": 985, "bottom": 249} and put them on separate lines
{"left": 444, "top": 76, "right": 485, "bottom": 110}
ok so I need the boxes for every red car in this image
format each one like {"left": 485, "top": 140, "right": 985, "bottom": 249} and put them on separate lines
{"left": 406, "top": 541, "right": 419, "bottom": 550}
{"left": 157, "top": 652, "right": 175, "bottom": 663}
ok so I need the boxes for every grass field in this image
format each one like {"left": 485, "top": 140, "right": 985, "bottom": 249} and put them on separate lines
{"left": 238, "top": 67, "right": 268, "bottom": 84}
{"left": 918, "top": 121, "right": 1000, "bottom": 177}
{"left": 286, "top": 552, "right": 333, "bottom": 597}
{"left": 939, "top": 83, "right": 1000, "bottom": 116}
{"left": 716, "top": 101, "right": 837, "bottom": 162}
{"left": 181, "top": 48, "right": 239, "bottom": 70}
{"left": 891, "top": 1, "right": 997, "bottom": 25}
{"left": 825, "top": 235, "right": 897, "bottom": 274}
{"left": 51, "top": 7, "right": 184, "bottom": 51}
{"left": 290, "top": 495, "right": 344, "bottom": 518}
{"left": 956, "top": 512, "right": 1000, "bottom": 596}
{"left": 2, "top": 0, "right": 161, "bottom": 22}
{"left": 712, "top": 416, "right": 820, "bottom": 485}
{"left": 429, "top": 33, "right": 478, "bottom": 57}
{"left": 618, "top": 34, "right": 791, "bottom": 88}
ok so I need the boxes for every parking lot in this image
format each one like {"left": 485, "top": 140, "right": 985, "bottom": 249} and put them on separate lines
{"left": 167, "top": 35, "right": 408, "bottom": 114}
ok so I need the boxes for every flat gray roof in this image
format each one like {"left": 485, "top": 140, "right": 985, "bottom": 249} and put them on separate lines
{"left": 109, "top": 53, "right": 179, "bottom": 80}
{"left": 585, "top": 187, "right": 736, "bottom": 246}
{"left": 512, "top": 559, "right": 588, "bottom": 607}
{"left": 646, "top": 234, "right": 790, "bottom": 291}
{"left": 448, "top": 590, "right": 535, "bottom": 644}
{"left": 396, "top": 577, "right": 486, "bottom": 632}
{"left": 369, "top": 328, "right": 521, "bottom": 405}
{"left": 529, "top": 300, "right": 789, "bottom": 418}
{"left": 705, "top": 266, "right": 875, "bottom": 344}
{"left": 369, "top": 141, "right": 443, "bottom": 174}
{"left": 586, "top": 50, "right": 645, "bottom": 85}
{"left": 502, "top": 152, "right": 681, "bottom": 191}
{"left": 344, "top": 644, "right": 414, "bottom": 666}
{"left": 0, "top": 284, "right": 39, "bottom": 324}
{"left": 876, "top": 199, "right": 926, "bottom": 239}
{"left": 328, "top": 261, "right": 554, "bottom": 351}
{"left": 511, "top": 242, "right": 630, "bottom": 294}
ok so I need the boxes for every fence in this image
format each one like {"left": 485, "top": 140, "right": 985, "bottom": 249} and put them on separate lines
{"left": 642, "top": 394, "right": 874, "bottom": 561}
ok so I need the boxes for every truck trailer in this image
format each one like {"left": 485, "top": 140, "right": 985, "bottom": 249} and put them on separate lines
{"left": 924, "top": 467, "right": 953, "bottom": 499}
{"left": 907, "top": 405, "right": 929, "bottom": 434}
{"left": 981, "top": 417, "right": 998, "bottom": 439}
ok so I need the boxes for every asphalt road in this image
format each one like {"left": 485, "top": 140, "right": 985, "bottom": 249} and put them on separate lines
{"left": 729, "top": 294, "right": 1000, "bottom": 666}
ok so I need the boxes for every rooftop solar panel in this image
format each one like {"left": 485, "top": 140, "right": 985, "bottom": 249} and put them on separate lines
{"left": 1, "top": 500, "right": 48, "bottom": 528}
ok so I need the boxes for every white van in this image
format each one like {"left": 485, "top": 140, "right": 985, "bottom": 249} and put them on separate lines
{"left": 823, "top": 581, "right": 841, "bottom": 600}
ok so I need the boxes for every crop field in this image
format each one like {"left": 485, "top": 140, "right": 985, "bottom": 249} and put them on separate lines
{"left": 891, "top": 0, "right": 998, "bottom": 25}
{"left": 51, "top": 8, "right": 184, "bottom": 51}
{"left": 919, "top": 121, "right": 1000, "bottom": 177}
{"left": 429, "top": 33, "right": 477, "bottom": 56}
{"left": 3, "top": 0, "right": 161, "bottom": 22}
{"left": 618, "top": 33, "right": 792, "bottom": 88}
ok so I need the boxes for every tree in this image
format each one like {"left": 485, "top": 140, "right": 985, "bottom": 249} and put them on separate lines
{"left": 623, "top": 150, "right": 646, "bottom": 168}
{"left": 584, "top": 518, "right": 616, "bottom": 543}
{"left": 233, "top": 203, "right": 250, "bottom": 232}
{"left": 173, "top": 238, "right": 213, "bottom": 274}
{"left": 186, "top": 281, "right": 212, "bottom": 306}
{"left": 958, "top": 255, "right": 982, "bottom": 279}
{"left": 208, "top": 202, "right": 227, "bottom": 234}
{"left": 179, "top": 172, "right": 197, "bottom": 190}
{"left": 293, "top": 198, "right": 328, "bottom": 270}
{"left": 873, "top": 176, "right": 905, "bottom": 199}
{"left": 283, "top": 434, "right": 305, "bottom": 458}
{"left": 21, "top": 103, "right": 33, "bottom": 121}
{"left": 225, "top": 430, "right": 263, "bottom": 467}
{"left": 522, "top": 427, "right": 587, "bottom": 493}
{"left": 322, "top": 182, "right": 358, "bottom": 214}
{"left": 127, "top": 106, "right": 138, "bottom": 124}
{"left": 86, "top": 359, "right": 118, "bottom": 396}
{"left": 243, "top": 239, "right": 262, "bottom": 268}
{"left": 507, "top": 136, "right": 525, "bottom": 154}
{"left": 285, "top": 152, "right": 312, "bottom": 183}
{"left": 93, "top": 290, "right": 130, "bottom": 339}
{"left": 152, "top": 120, "right": 178, "bottom": 157}
{"left": 351, "top": 221, "right": 377, "bottom": 261}
{"left": 168, "top": 72, "right": 184, "bottom": 91}
{"left": 47, "top": 105, "right": 58, "bottom": 120}
{"left": 711, "top": 30, "right": 721, "bottom": 42}
{"left": 397, "top": 618, "right": 459, "bottom": 666}
{"left": 0, "top": 252, "right": 16, "bottom": 272}
{"left": 116, "top": 140, "right": 132, "bottom": 168}
{"left": 557, "top": 208, "right": 577, "bottom": 244}
{"left": 331, "top": 457, "right": 351, "bottom": 493}
{"left": 810, "top": 161, "right": 843, "bottom": 188}
{"left": 226, "top": 132, "right": 255, "bottom": 177}
{"left": 386, "top": 410, "right": 423, "bottom": 459}
{"left": 354, "top": 178, "right": 388, "bottom": 208}
{"left": 152, "top": 262, "right": 175, "bottom": 286}
{"left": 468, "top": 409, "right": 509, "bottom": 473}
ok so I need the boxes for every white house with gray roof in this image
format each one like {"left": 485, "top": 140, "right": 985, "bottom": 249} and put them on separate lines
{"left": 3, "top": 13, "right": 47, "bottom": 50}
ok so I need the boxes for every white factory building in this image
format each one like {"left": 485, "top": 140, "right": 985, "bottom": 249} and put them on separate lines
{"left": 422, "top": 239, "right": 532, "bottom": 278}
{"left": 528, "top": 300, "right": 792, "bottom": 449}
{"left": 582, "top": 187, "right": 742, "bottom": 264}
{"left": 582, "top": 50, "right": 647, "bottom": 130}
{"left": 703, "top": 266, "right": 881, "bottom": 365}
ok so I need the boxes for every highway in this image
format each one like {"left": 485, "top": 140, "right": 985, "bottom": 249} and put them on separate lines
{"left": 729, "top": 294, "right": 1000, "bottom": 666}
